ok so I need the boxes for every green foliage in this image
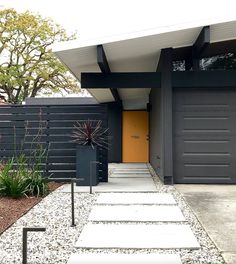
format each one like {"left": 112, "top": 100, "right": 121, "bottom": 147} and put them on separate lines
{"left": 0, "top": 154, "right": 48, "bottom": 198}
{"left": 0, "top": 157, "right": 29, "bottom": 198}
{"left": 201, "top": 53, "right": 236, "bottom": 70}
{"left": 24, "top": 172, "right": 48, "bottom": 197}
{"left": 0, "top": 118, "right": 50, "bottom": 198}
{"left": 0, "top": 8, "right": 80, "bottom": 104}
{"left": 25, "top": 144, "right": 49, "bottom": 197}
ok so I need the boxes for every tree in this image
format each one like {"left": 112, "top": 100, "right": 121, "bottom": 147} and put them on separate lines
{"left": 0, "top": 8, "right": 80, "bottom": 104}
{"left": 173, "top": 60, "right": 185, "bottom": 71}
{"left": 201, "top": 53, "right": 236, "bottom": 70}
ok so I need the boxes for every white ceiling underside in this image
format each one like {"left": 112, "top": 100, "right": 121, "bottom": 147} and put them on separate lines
{"left": 118, "top": 88, "right": 151, "bottom": 110}
{"left": 54, "top": 19, "right": 236, "bottom": 106}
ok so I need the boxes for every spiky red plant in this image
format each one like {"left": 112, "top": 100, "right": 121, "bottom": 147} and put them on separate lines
{"left": 71, "top": 120, "right": 109, "bottom": 149}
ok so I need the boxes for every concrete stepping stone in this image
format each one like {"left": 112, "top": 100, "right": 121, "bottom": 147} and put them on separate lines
{"left": 60, "top": 178, "right": 157, "bottom": 193}
{"left": 109, "top": 163, "right": 148, "bottom": 169}
{"left": 113, "top": 168, "right": 149, "bottom": 171}
{"left": 89, "top": 205, "right": 185, "bottom": 222}
{"left": 112, "top": 171, "right": 150, "bottom": 174}
{"left": 113, "top": 169, "right": 150, "bottom": 174}
{"left": 96, "top": 193, "right": 177, "bottom": 205}
{"left": 75, "top": 223, "right": 200, "bottom": 249}
{"left": 68, "top": 253, "right": 182, "bottom": 264}
{"left": 110, "top": 173, "right": 151, "bottom": 178}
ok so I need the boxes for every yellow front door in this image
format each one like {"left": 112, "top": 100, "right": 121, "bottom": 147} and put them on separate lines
{"left": 122, "top": 111, "right": 149, "bottom": 162}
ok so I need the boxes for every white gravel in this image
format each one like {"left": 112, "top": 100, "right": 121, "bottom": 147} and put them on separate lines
{"left": 0, "top": 190, "right": 97, "bottom": 264}
{"left": 0, "top": 165, "right": 226, "bottom": 264}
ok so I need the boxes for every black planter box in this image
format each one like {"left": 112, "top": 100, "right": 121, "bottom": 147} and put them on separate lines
{"left": 76, "top": 145, "right": 99, "bottom": 186}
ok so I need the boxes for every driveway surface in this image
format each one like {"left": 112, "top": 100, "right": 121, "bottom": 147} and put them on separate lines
{"left": 176, "top": 184, "right": 236, "bottom": 264}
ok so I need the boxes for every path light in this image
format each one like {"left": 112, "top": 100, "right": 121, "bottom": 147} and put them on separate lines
{"left": 22, "top": 227, "right": 46, "bottom": 264}
{"left": 90, "top": 161, "right": 100, "bottom": 194}
{"left": 71, "top": 179, "right": 76, "bottom": 227}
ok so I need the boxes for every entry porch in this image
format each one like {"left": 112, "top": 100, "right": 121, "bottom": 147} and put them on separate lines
{"left": 61, "top": 163, "right": 157, "bottom": 192}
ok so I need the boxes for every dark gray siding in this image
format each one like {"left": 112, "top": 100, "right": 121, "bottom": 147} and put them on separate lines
{"left": 173, "top": 88, "right": 236, "bottom": 184}
{"left": 25, "top": 97, "right": 98, "bottom": 105}
{"left": 107, "top": 102, "right": 122, "bottom": 162}
{"left": 149, "top": 88, "right": 162, "bottom": 178}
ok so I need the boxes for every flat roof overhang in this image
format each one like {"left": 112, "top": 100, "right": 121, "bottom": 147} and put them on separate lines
{"left": 53, "top": 17, "right": 236, "bottom": 104}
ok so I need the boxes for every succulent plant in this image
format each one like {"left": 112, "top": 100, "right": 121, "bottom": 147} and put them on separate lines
{"left": 71, "top": 120, "right": 109, "bottom": 149}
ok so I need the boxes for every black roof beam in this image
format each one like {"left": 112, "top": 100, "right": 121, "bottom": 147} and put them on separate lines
{"left": 193, "top": 26, "right": 210, "bottom": 57}
{"left": 81, "top": 72, "right": 161, "bottom": 89}
{"left": 191, "top": 26, "right": 210, "bottom": 70}
{"left": 173, "top": 39, "right": 236, "bottom": 61}
{"left": 81, "top": 71, "right": 236, "bottom": 89}
{"left": 97, "top": 45, "right": 121, "bottom": 103}
{"left": 173, "top": 70, "right": 236, "bottom": 88}
{"left": 97, "top": 45, "right": 111, "bottom": 73}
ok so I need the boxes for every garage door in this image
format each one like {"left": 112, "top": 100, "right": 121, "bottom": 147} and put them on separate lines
{"left": 173, "top": 88, "right": 236, "bottom": 184}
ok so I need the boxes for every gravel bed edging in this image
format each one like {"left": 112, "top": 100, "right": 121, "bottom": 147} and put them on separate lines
{"left": 0, "top": 182, "right": 62, "bottom": 235}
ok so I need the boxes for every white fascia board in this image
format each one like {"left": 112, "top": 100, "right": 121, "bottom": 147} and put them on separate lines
{"left": 52, "top": 14, "right": 236, "bottom": 53}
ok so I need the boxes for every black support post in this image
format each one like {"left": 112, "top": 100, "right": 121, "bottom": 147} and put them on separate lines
{"left": 192, "top": 47, "right": 200, "bottom": 70}
{"left": 185, "top": 57, "right": 193, "bottom": 71}
{"left": 71, "top": 179, "right": 76, "bottom": 227}
{"left": 157, "top": 48, "right": 173, "bottom": 184}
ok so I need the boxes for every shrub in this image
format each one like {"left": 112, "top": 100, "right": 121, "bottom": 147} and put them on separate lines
{"left": 0, "top": 158, "right": 29, "bottom": 198}
{"left": 26, "top": 143, "right": 49, "bottom": 197}
{"left": 25, "top": 171, "right": 48, "bottom": 197}
{"left": 0, "top": 154, "right": 48, "bottom": 198}
{"left": 0, "top": 112, "right": 49, "bottom": 198}
{"left": 71, "top": 120, "right": 109, "bottom": 149}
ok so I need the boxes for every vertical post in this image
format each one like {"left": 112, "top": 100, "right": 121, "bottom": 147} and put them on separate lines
{"left": 90, "top": 161, "right": 99, "bottom": 194}
{"left": 22, "top": 228, "right": 27, "bottom": 264}
{"left": 90, "top": 162, "right": 93, "bottom": 194}
{"left": 192, "top": 47, "right": 200, "bottom": 70}
{"left": 71, "top": 179, "right": 76, "bottom": 227}
{"left": 185, "top": 58, "right": 193, "bottom": 71}
{"left": 157, "top": 48, "right": 173, "bottom": 185}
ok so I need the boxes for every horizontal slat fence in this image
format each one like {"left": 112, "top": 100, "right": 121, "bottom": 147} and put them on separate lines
{"left": 0, "top": 105, "right": 108, "bottom": 182}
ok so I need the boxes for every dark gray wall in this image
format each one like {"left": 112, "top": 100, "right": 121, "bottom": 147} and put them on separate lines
{"left": 25, "top": 97, "right": 98, "bottom": 105}
{"left": 149, "top": 88, "right": 162, "bottom": 177}
{"left": 107, "top": 102, "right": 122, "bottom": 162}
{"left": 26, "top": 98, "right": 122, "bottom": 163}
{"left": 0, "top": 104, "right": 108, "bottom": 182}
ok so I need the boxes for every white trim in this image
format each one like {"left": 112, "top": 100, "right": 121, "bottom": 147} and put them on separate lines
{"left": 53, "top": 15, "right": 236, "bottom": 52}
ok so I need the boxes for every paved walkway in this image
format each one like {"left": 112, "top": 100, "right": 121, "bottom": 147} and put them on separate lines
{"left": 61, "top": 163, "right": 156, "bottom": 192}
{"left": 67, "top": 164, "right": 200, "bottom": 264}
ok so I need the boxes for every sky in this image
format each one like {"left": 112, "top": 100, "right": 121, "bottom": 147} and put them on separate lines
{"left": 1, "top": 0, "right": 236, "bottom": 42}
{"left": 1, "top": 0, "right": 236, "bottom": 98}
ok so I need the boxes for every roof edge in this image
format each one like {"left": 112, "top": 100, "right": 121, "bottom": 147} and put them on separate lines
{"left": 52, "top": 14, "right": 236, "bottom": 53}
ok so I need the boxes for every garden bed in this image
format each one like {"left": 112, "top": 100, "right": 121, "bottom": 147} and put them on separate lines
{"left": 0, "top": 181, "right": 62, "bottom": 235}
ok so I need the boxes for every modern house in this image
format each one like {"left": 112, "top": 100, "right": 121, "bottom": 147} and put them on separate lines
{"left": 53, "top": 18, "right": 236, "bottom": 185}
